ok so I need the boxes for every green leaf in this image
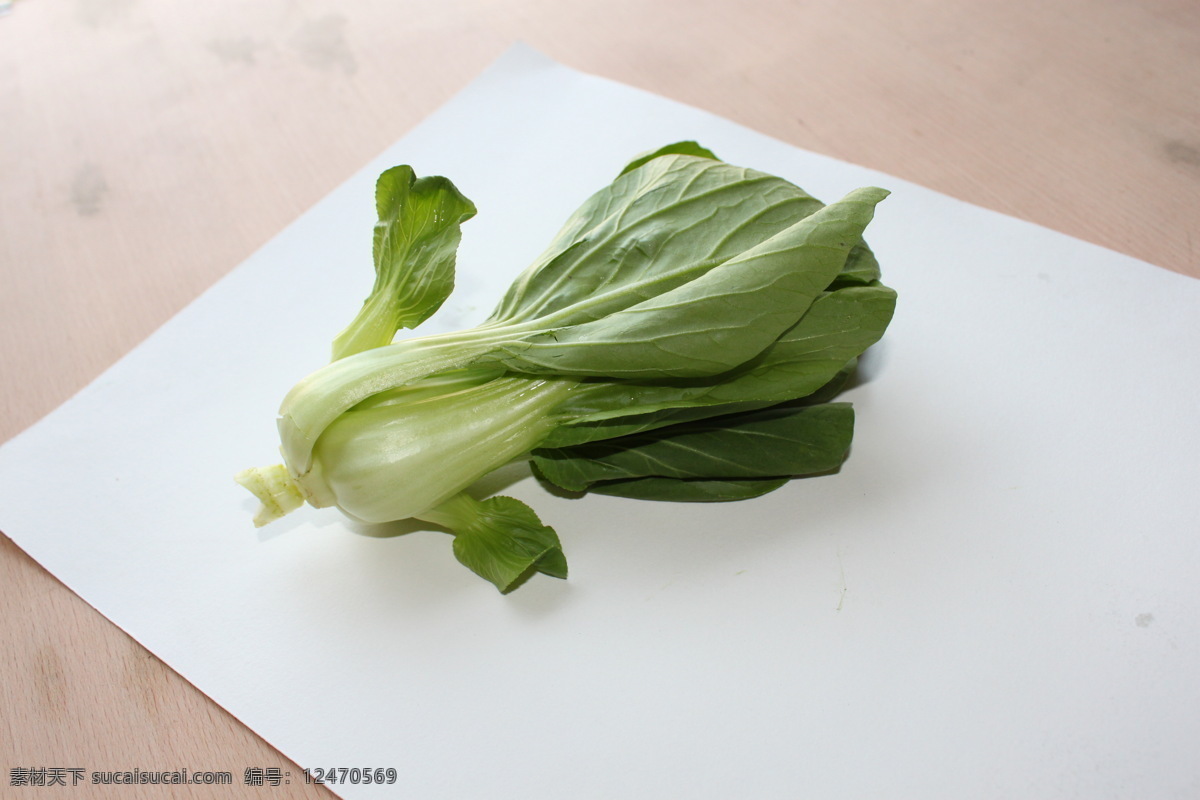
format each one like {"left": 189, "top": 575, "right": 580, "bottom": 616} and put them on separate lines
{"left": 499, "top": 188, "right": 889, "bottom": 379}
{"left": 546, "top": 282, "right": 895, "bottom": 431}
{"left": 541, "top": 356, "right": 858, "bottom": 449}
{"left": 416, "top": 493, "right": 567, "bottom": 593}
{"left": 542, "top": 399, "right": 772, "bottom": 448}
{"left": 487, "top": 155, "right": 825, "bottom": 327}
{"left": 330, "top": 166, "right": 477, "bottom": 361}
{"left": 618, "top": 141, "right": 719, "bottom": 176}
{"left": 533, "top": 402, "right": 855, "bottom": 492}
{"left": 831, "top": 242, "right": 882, "bottom": 287}
{"left": 683, "top": 282, "right": 895, "bottom": 403}
{"left": 587, "top": 476, "right": 789, "bottom": 502}
{"left": 792, "top": 357, "right": 857, "bottom": 405}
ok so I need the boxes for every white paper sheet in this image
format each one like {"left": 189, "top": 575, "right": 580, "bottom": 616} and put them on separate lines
{"left": 3, "top": 45, "right": 1198, "bottom": 799}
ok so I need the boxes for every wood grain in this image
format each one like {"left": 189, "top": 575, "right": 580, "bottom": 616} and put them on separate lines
{"left": 2, "top": 0, "right": 1197, "bottom": 796}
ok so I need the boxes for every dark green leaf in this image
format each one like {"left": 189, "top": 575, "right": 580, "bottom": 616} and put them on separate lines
{"left": 588, "top": 476, "right": 789, "bottom": 502}
{"left": 533, "top": 402, "right": 855, "bottom": 492}
{"left": 542, "top": 399, "right": 772, "bottom": 448}
{"left": 542, "top": 357, "right": 858, "bottom": 449}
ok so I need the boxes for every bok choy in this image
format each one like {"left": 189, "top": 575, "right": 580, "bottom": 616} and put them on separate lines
{"left": 238, "top": 142, "right": 896, "bottom": 592}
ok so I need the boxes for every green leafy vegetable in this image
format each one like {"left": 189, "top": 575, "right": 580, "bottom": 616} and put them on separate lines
{"left": 238, "top": 144, "right": 896, "bottom": 592}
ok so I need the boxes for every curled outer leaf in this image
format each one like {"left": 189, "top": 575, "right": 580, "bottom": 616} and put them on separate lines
{"left": 331, "top": 166, "right": 477, "bottom": 361}
{"left": 417, "top": 492, "right": 567, "bottom": 593}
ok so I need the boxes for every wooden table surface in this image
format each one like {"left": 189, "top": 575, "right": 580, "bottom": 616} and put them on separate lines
{"left": 2, "top": 0, "right": 1197, "bottom": 796}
